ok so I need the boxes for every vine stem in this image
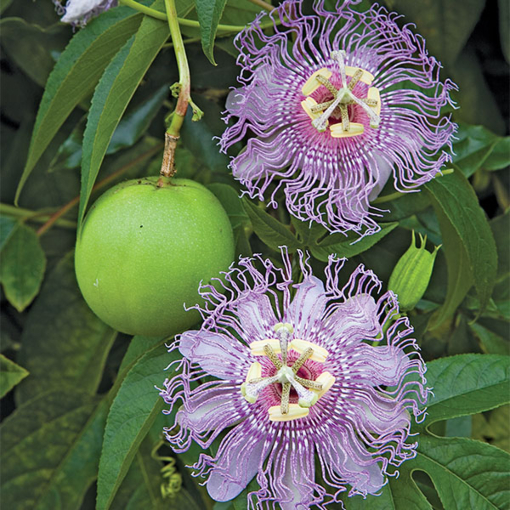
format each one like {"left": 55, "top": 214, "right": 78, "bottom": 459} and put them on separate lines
{"left": 36, "top": 143, "right": 164, "bottom": 237}
{"left": 119, "top": 0, "right": 250, "bottom": 31}
{"left": 159, "top": 0, "right": 190, "bottom": 179}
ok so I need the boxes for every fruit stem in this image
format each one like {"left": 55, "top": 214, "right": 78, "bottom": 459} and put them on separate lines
{"left": 161, "top": 0, "right": 190, "bottom": 178}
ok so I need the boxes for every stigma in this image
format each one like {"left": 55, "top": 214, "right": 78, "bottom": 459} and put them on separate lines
{"left": 241, "top": 322, "right": 336, "bottom": 422}
{"left": 300, "top": 51, "right": 381, "bottom": 137}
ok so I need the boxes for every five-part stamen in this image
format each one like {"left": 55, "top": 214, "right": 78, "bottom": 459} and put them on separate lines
{"left": 300, "top": 50, "right": 381, "bottom": 138}
{"left": 241, "top": 323, "right": 336, "bottom": 422}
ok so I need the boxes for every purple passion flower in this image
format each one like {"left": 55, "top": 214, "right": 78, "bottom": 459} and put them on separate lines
{"left": 53, "top": 0, "right": 118, "bottom": 26}
{"left": 160, "top": 249, "right": 429, "bottom": 509}
{"left": 220, "top": 0, "right": 457, "bottom": 236}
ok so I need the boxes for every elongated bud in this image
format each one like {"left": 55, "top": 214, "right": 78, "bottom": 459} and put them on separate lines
{"left": 388, "top": 231, "right": 440, "bottom": 311}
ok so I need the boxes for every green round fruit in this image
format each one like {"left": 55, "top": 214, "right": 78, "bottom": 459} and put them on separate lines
{"left": 75, "top": 177, "right": 235, "bottom": 337}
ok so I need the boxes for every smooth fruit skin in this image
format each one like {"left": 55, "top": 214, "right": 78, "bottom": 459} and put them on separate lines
{"left": 75, "top": 177, "right": 235, "bottom": 337}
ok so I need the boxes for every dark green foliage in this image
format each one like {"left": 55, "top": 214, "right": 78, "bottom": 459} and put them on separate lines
{"left": 1, "top": 0, "right": 508, "bottom": 509}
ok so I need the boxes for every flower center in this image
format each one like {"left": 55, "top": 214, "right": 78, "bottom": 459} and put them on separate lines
{"left": 300, "top": 50, "right": 381, "bottom": 138}
{"left": 241, "top": 323, "right": 336, "bottom": 422}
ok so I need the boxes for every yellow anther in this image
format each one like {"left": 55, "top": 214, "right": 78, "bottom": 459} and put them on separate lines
{"left": 301, "top": 97, "right": 324, "bottom": 122}
{"left": 346, "top": 66, "right": 374, "bottom": 85}
{"left": 268, "top": 404, "right": 310, "bottom": 422}
{"left": 289, "top": 339, "right": 329, "bottom": 363}
{"left": 301, "top": 68, "right": 333, "bottom": 95}
{"left": 329, "top": 123, "right": 365, "bottom": 138}
{"left": 312, "top": 372, "right": 336, "bottom": 399}
{"left": 367, "top": 87, "right": 381, "bottom": 116}
{"left": 245, "top": 362, "right": 262, "bottom": 382}
{"left": 250, "top": 339, "right": 281, "bottom": 356}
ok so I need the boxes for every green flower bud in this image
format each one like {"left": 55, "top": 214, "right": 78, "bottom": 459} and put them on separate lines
{"left": 388, "top": 231, "right": 440, "bottom": 311}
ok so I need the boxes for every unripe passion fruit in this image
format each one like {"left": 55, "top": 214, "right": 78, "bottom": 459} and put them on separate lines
{"left": 75, "top": 177, "right": 235, "bottom": 337}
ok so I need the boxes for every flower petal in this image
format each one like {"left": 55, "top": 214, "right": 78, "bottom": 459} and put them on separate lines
{"left": 276, "top": 433, "right": 320, "bottom": 510}
{"left": 236, "top": 293, "right": 277, "bottom": 343}
{"left": 317, "top": 425, "right": 384, "bottom": 495}
{"left": 207, "top": 420, "right": 267, "bottom": 502}
{"left": 177, "top": 386, "right": 242, "bottom": 437}
{"left": 323, "top": 293, "right": 381, "bottom": 348}
{"left": 286, "top": 276, "right": 327, "bottom": 338}
{"left": 178, "top": 330, "right": 246, "bottom": 379}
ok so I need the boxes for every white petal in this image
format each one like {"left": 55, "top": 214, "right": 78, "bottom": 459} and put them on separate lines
{"left": 225, "top": 89, "right": 245, "bottom": 114}
{"left": 61, "top": 0, "right": 104, "bottom": 22}
{"left": 368, "top": 152, "right": 393, "bottom": 201}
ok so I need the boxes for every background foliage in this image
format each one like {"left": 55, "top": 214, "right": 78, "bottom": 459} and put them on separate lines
{"left": 1, "top": 0, "right": 509, "bottom": 509}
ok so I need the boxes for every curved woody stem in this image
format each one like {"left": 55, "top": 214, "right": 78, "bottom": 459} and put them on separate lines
{"left": 160, "top": 0, "right": 190, "bottom": 179}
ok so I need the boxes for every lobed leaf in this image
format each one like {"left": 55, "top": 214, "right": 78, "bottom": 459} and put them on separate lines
{"left": 421, "top": 354, "right": 510, "bottom": 426}
{"left": 78, "top": 3, "right": 169, "bottom": 229}
{"left": 412, "top": 436, "right": 509, "bottom": 510}
{"left": 15, "top": 6, "right": 142, "bottom": 203}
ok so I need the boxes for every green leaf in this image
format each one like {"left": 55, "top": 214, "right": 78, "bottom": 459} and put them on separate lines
{"left": 107, "top": 83, "right": 169, "bottom": 154}
{"left": 379, "top": 191, "right": 431, "bottom": 222}
{"left": 118, "top": 335, "right": 166, "bottom": 374}
{"left": 341, "top": 477, "right": 431, "bottom": 510}
{"left": 0, "top": 223, "right": 46, "bottom": 312}
{"left": 49, "top": 84, "right": 168, "bottom": 172}
{"left": 412, "top": 435, "right": 509, "bottom": 510}
{"left": 469, "top": 319, "right": 510, "bottom": 355}
{"left": 195, "top": 0, "right": 228, "bottom": 65}
{"left": 449, "top": 48, "right": 506, "bottom": 135}
{"left": 15, "top": 7, "right": 142, "bottom": 203}
{"left": 388, "top": 0, "right": 485, "bottom": 66}
{"left": 453, "top": 124, "right": 510, "bottom": 178}
{"left": 0, "top": 215, "right": 18, "bottom": 250}
{"left": 16, "top": 253, "right": 116, "bottom": 404}
{"left": 290, "top": 216, "right": 328, "bottom": 247}
{"left": 310, "top": 223, "right": 398, "bottom": 262}
{"left": 97, "top": 342, "right": 176, "bottom": 510}
{"left": 78, "top": 5, "right": 169, "bottom": 229}
{"left": 0, "top": 17, "right": 67, "bottom": 87}
{"left": 421, "top": 354, "right": 510, "bottom": 426}
{"left": 425, "top": 170, "right": 498, "bottom": 326}
{"left": 0, "top": 392, "right": 108, "bottom": 510}
{"left": 499, "top": 0, "right": 510, "bottom": 64}
{"left": 242, "top": 198, "right": 302, "bottom": 253}
{"left": 473, "top": 405, "right": 510, "bottom": 453}
{"left": 0, "top": 355, "right": 29, "bottom": 398}
{"left": 208, "top": 183, "right": 249, "bottom": 231}
{"left": 491, "top": 212, "right": 509, "bottom": 279}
